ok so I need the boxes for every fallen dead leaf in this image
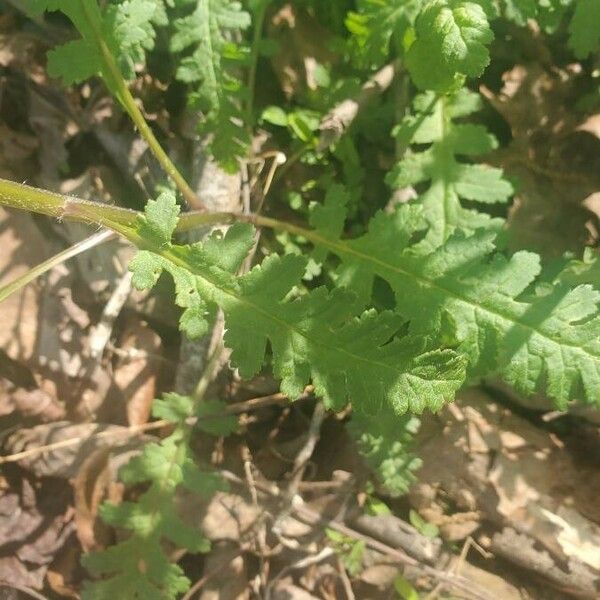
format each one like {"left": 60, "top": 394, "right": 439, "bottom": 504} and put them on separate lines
{"left": 0, "top": 209, "right": 55, "bottom": 363}
{"left": 72, "top": 447, "right": 113, "bottom": 552}
{"left": 2, "top": 421, "right": 149, "bottom": 479}
{"left": 0, "top": 475, "right": 73, "bottom": 590}
{"left": 0, "top": 350, "right": 65, "bottom": 421}
{"left": 112, "top": 318, "right": 162, "bottom": 427}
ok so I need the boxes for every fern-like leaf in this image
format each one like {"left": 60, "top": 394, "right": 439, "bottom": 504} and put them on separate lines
{"left": 25, "top": 0, "right": 167, "bottom": 90}
{"left": 309, "top": 200, "right": 600, "bottom": 407}
{"left": 349, "top": 407, "right": 422, "bottom": 497}
{"left": 130, "top": 193, "right": 466, "bottom": 415}
{"left": 170, "top": 0, "right": 251, "bottom": 170}
{"left": 386, "top": 89, "right": 512, "bottom": 250}
{"left": 83, "top": 392, "right": 225, "bottom": 599}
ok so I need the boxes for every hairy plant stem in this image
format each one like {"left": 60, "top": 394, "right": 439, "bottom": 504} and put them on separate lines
{"left": 0, "top": 179, "right": 326, "bottom": 256}
{"left": 116, "top": 84, "right": 204, "bottom": 211}
{"left": 77, "top": 0, "right": 203, "bottom": 210}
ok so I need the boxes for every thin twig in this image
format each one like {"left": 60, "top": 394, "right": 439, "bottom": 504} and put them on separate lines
{"left": 273, "top": 402, "right": 327, "bottom": 534}
{"left": 336, "top": 556, "right": 357, "bottom": 600}
{"left": 0, "top": 389, "right": 310, "bottom": 466}
{"left": 89, "top": 270, "right": 133, "bottom": 358}
{"left": 0, "top": 229, "right": 115, "bottom": 303}
{"left": 318, "top": 61, "right": 400, "bottom": 151}
{"left": 0, "top": 582, "right": 49, "bottom": 600}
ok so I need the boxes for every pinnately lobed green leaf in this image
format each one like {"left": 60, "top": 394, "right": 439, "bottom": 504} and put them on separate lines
{"left": 309, "top": 199, "right": 600, "bottom": 408}
{"left": 170, "top": 0, "right": 251, "bottom": 170}
{"left": 406, "top": 0, "right": 494, "bottom": 91}
{"left": 25, "top": 0, "right": 168, "bottom": 88}
{"left": 386, "top": 89, "right": 512, "bottom": 250}
{"left": 130, "top": 192, "right": 466, "bottom": 415}
{"left": 83, "top": 391, "right": 228, "bottom": 599}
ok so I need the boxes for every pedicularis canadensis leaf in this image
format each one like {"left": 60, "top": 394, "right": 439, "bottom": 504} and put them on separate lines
{"left": 82, "top": 392, "right": 226, "bottom": 599}
{"left": 309, "top": 196, "right": 600, "bottom": 408}
{"left": 406, "top": 0, "right": 494, "bottom": 91}
{"left": 130, "top": 192, "right": 466, "bottom": 415}
{"left": 25, "top": 0, "right": 167, "bottom": 89}
{"left": 170, "top": 0, "right": 251, "bottom": 170}
{"left": 386, "top": 89, "right": 513, "bottom": 250}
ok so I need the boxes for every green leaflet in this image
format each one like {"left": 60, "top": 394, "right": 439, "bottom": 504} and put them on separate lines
{"left": 83, "top": 392, "right": 227, "bottom": 599}
{"left": 130, "top": 193, "right": 466, "bottom": 415}
{"left": 406, "top": 0, "right": 494, "bottom": 91}
{"left": 386, "top": 89, "right": 512, "bottom": 250}
{"left": 25, "top": 0, "right": 167, "bottom": 90}
{"left": 568, "top": 0, "right": 600, "bottom": 58}
{"left": 349, "top": 407, "right": 422, "bottom": 497}
{"left": 346, "top": 0, "right": 423, "bottom": 66}
{"left": 170, "top": 0, "right": 251, "bottom": 170}
{"left": 309, "top": 200, "right": 600, "bottom": 408}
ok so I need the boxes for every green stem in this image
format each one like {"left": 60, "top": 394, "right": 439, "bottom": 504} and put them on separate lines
{"left": 78, "top": 0, "right": 203, "bottom": 210}
{"left": 0, "top": 179, "right": 137, "bottom": 228}
{"left": 246, "top": 0, "right": 270, "bottom": 127}
{"left": 115, "top": 82, "right": 204, "bottom": 211}
{"left": 0, "top": 178, "right": 314, "bottom": 244}
{"left": 0, "top": 230, "right": 115, "bottom": 303}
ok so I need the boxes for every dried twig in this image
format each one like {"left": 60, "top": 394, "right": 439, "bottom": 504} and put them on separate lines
{"left": 336, "top": 556, "right": 357, "bottom": 600}
{"left": 89, "top": 270, "right": 133, "bottom": 358}
{"left": 0, "top": 229, "right": 115, "bottom": 303}
{"left": 273, "top": 402, "right": 327, "bottom": 534}
{"left": 0, "top": 389, "right": 310, "bottom": 466}
{"left": 318, "top": 61, "right": 399, "bottom": 151}
{"left": 220, "top": 470, "right": 496, "bottom": 600}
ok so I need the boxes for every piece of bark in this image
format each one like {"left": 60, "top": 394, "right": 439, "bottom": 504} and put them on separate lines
{"left": 490, "top": 528, "right": 598, "bottom": 596}
{"left": 318, "top": 62, "right": 398, "bottom": 151}
{"left": 348, "top": 513, "right": 441, "bottom": 564}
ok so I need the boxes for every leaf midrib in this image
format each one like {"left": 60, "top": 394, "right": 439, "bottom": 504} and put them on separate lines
{"left": 304, "top": 231, "right": 600, "bottom": 360}
{"left": 160, "top": 247, "right": 437, "bottom": 380}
